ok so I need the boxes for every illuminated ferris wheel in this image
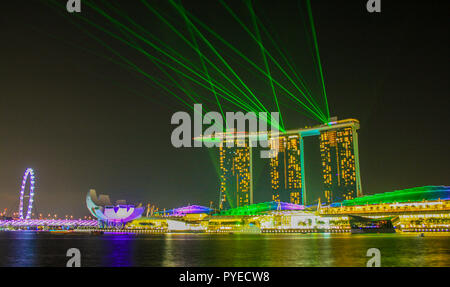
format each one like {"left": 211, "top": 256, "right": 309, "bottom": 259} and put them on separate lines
{"left": 18, "top": 168, "right": 36, "bottom": 220}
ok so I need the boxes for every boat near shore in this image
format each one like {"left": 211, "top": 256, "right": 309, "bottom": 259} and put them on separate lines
{"left": 49, "top": 230, "right": 76, "bottom": 234}
{"left": 349, "top": 215, "right": 398, "bottom": 234}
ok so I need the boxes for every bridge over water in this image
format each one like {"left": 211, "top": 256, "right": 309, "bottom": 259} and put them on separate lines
{"left": 0, "top": 219, "right": 97, "bottom": 229}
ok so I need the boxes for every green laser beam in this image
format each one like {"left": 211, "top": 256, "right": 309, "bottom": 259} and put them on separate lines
{"left": 82, "top": 0, "right": 269, "bottom": 120}
{"left": 47, "top": 0, "right": 315, "bottom": 131}
{"left": 148, "top": 0, "right": 270, "bottom": 115}
{"left": 102, "top": 2, "right": 264, "bottom": 118}
{"left": 306, "top": 0, "right": 330, "bottom": 121}
{"left": 253, "top": 13, "right": 326, "bottom": 121}
{"left": 182, "top": 0, "right": 326, "bottom": 123}
{"left": 177, "top": 0, "right": 225, "bottom": 125}
{"left": 247, "top": 0, "right": 285, "bottom": 131}
{"left": 218, "top": 0, "right": 327, "bottom": 123}
{"left": 86, "top": 0, "right": 311, "bottom": 128}
{"left": 45, "top": 0, "right": 199, "bottom": 112}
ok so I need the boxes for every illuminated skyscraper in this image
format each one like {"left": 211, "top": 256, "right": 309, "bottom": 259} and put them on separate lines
{"left": 208, "top": 118, "right": 361, "bottom": 208}
{"left": 219, "top": 139, "right": 252, "bottom": 210}
{"left": 320, "top": 127, "right": 358, "bottom": 204}
{"left": 269, "top": 135, "right": 302, "bottom": 204}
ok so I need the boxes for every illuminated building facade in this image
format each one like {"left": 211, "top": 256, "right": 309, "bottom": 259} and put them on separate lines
{"left": 217, "top": 201, "right": 304, "bottom": 216}
{"left": 155, "top": 205, "right": 213, "bottom": 216}
{"left": 124, "top": 186, "right": 449, "bottom": 234}
{"left": 322, "top": 186, "right": 450, "bottom": 233}
{"left": 269, "top": 135, "right": 302, "bottom": 204}
{"left": 219, "top": 139, "right": 253, "bottom": 210}
{"left": 320, "top": 126, "right": 358, "bottom": 204}
{"left": 199, "top": 119, "right": 362, "bottom": 207}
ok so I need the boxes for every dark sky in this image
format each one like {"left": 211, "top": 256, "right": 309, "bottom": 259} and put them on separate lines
{"left": 1, "top": 0, "right": 448, "bottom": 217}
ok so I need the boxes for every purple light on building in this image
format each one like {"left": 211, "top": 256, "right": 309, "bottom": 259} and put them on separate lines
{"left": 157, "top": 205, "right": 213, "bottom": 216}
{"left": 86, "top": 189, "right": 144, "bottom": 227}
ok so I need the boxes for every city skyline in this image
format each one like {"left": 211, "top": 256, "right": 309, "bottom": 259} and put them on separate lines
{"left": 0, "top": 0, "right": 449, "bottom": 271}
{"left": 0, "top": 1, "right": 448, "bottom": 217}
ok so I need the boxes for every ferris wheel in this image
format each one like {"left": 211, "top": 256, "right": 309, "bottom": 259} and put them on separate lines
{"left": 18, "top": 168, "right": 36, "bottom": 220}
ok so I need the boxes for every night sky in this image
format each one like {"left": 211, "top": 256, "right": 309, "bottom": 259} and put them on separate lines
{"left": 1, "top": 0, "right": 448, "bottom": 217}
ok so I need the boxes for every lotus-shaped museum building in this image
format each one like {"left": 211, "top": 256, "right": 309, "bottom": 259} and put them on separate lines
{"left": 86, "top": 189, "right": 144, "bottom": 227}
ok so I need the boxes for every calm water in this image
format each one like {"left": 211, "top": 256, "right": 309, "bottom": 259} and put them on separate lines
{"left": 0, "top": 231, "right": 448, "bottom": 267}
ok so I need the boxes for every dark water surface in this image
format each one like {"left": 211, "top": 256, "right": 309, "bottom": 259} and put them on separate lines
{"left": 0, "top": 232, "right": 448, "bottom": 267}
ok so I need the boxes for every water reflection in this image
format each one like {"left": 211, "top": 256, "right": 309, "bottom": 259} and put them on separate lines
{"left": 0, "top": 232, "right": 448, "bottom": 267}
{"left": 99, "top": 234, "right": 135, "bottom": 267}
{"left": 5, "top": 232, "right": 37, "bottom": 267}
